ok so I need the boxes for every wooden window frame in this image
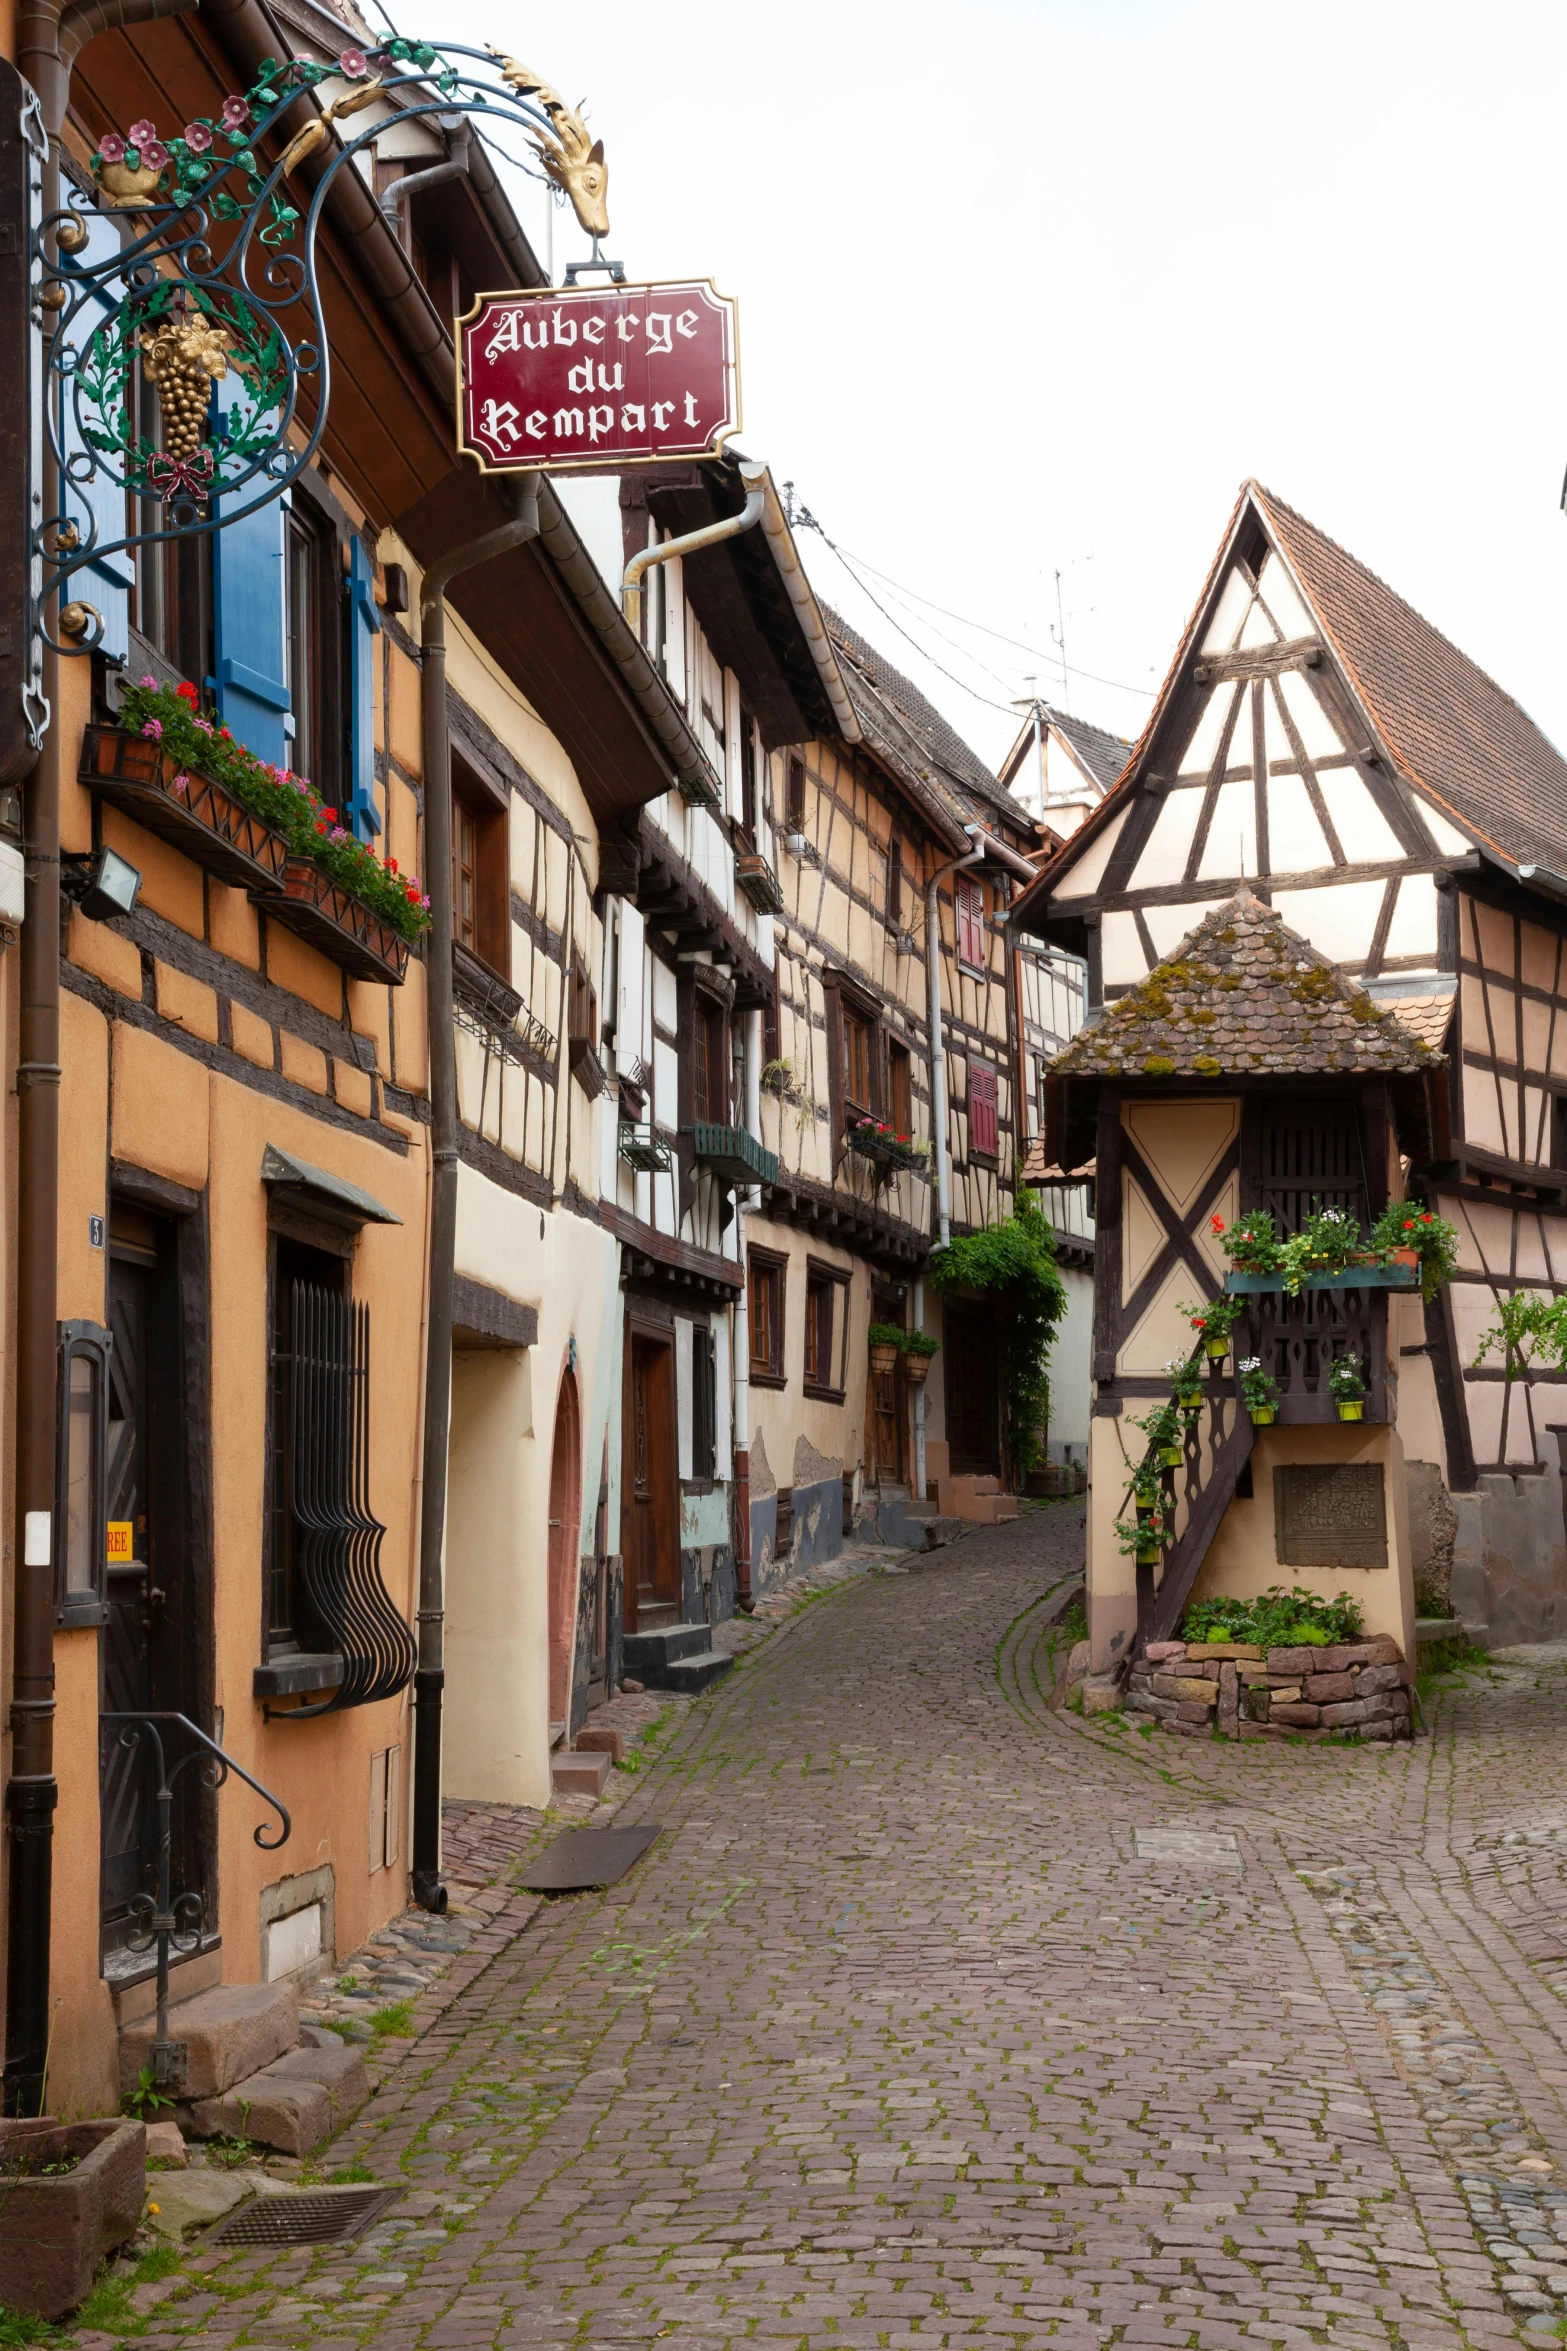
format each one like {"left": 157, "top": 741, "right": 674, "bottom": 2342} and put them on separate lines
{"left": 748, "top": 1247, "right": 787, "bottom": 1388}
{"left": 888, "top": 1039, "right": 913, "bottom": 1139}
{"left": 692, "top": 991, "right": 730, "bottom": 1125}
{"left": 785, "top": 752, "right": 806, "bottom": 830}
{"left": 969, "top": 1062, "right": 999, "bottom": 1160}
{"left": 842, "top": 1003, "right": 874, "bottom": 1118}
{"left": 803, "top": 1257, "right": 851, "bottom": 1402}
{"left": 887, "top": 835, "right": 903, "bottom": 930}
{"left": 451, "top": 748, "right": 510, "bottom": 981}
{"left": 690, "top": 1322, "right": 717, "bottom": 1484}
{"left": 955, "top": 874, "right": 987, "bottom": 972}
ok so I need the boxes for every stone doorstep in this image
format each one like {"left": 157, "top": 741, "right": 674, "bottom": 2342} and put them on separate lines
{"left": 118, "top": 1978, "right": 300, "bottom": 2099}
{"left": 182, "top": 2039, "right": 370, "bottom": 2158}
{"left": 574, "top": 1725, "right": 625, "bottom": 1763}
{"left": 551, "top": 1749, "right": 613, "bottom": 1797}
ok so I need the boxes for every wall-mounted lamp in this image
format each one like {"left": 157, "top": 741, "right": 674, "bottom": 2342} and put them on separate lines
{"left": 62, "top": 845, "right": 142, "bottom": 924}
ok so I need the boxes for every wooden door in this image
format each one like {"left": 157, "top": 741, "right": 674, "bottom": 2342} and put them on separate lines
{"left": 546, "top": 1371, "right": 582, "bottom": 1727}
{"left": 944, "top": 1305, "right": 1000, "bottom": 1477}
{"left": 102, "top": 1253, "right": 156, "bottom": 1937}
{"left": 867, "top": 1290, "right": 905, "bottom": 1486}
{"left": 622, "top": 1329, "right": 679, "bottom": 1630}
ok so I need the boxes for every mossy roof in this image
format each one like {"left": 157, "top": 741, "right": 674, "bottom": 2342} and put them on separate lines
{"left": 1052, "top": 889, "right": 1442, "bottom": 1079}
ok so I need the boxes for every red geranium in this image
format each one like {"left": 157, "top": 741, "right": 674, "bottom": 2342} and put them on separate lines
{"left": 175, "top": 679, "right": 199, "bottom": 707}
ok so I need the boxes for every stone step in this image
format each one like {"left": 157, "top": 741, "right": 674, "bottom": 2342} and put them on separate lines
{"left": 623, "top": 1621, "right": 712, "bottom": 1672}
{"left": 660, "top": 1647, "right": 733, "bottom": 1695}
{"left": 119, "top": 1979, "right": 299, "bottom": 2101}
{"left": 183, "top": 2032, "right": 369, "bottom": 2156}
{"left": 551, "top": 1749, "right": 613, "bottom": 1797}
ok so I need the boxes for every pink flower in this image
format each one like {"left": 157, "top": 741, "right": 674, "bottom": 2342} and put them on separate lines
{"left": 329, "top": 825, "right": 347, "bottom": 843}
{"left": 183, "top": 120, "right": 213, "bottom": 153}
{"left": 141, "top": 718, "right": 163, "bottom": 740}
{"left": 338, "top": 47, "right": 368, "bottom": 76}
{"left": 220, "top": 96, "right": 250, "bottom": 130}
{"left": 98, "top": 133, "right": 126, "bottom": 164}
{"left": 173, "top": 772, "right": 190, "bottom": 796}
{"left": 140, "top": 140, "right": 168, "bottom": 171}
{"left": 138, "top": 672, "right": 157, "bottom": 688}
{"left": 421, "top": 894, "right": 431, "bottom": 911}
{"left": 127, "top": 118, "right": 158, "bottom": 148}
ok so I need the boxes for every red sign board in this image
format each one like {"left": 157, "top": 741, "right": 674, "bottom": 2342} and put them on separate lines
{"left": 457, "top": 279, "right": 740, "bottom": 474}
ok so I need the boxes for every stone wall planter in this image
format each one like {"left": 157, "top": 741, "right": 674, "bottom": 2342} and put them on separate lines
{"left": 1126, "top": 1636, "right": 1412, "bottom": 1744}
{"left": 81, "top": 723, "right": 290, "bottom": 895}
{"left": 0, "top": 2117, "right": 146, "bottom": 2317}
{"left": 255, "top": 858, "right": 411, "bottom": 986}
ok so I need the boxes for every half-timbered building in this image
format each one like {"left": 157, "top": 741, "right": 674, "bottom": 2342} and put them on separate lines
{"left": 1017, "top": 479, "right": 1567, "bottom": 1661}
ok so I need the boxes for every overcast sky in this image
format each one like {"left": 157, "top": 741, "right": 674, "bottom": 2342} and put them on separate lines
{"left": 439, "top": 0, "right": 1567, "bottom": 779}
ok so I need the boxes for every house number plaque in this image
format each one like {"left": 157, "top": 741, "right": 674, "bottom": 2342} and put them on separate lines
{"left": 1274, "top": 1463, "right": 1387, "bottom": 1570}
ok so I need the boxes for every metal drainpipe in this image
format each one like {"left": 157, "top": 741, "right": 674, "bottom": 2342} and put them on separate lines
{"left": 621, "top": 482, "right": 766, "bottom": 636}
{"left": 912, "top": 1277, "right": 927, "bottom": 1501}
{"left": 382, "top": 122, "right": 471, "bottom": 237}
{"left": 411, "top": 473, "right": 540, "bottom": 1916}
{"left": 926, "top": 838, "right": 985, "bottom": 1254}
{"left": 732, "top": 1006, "right": 762, "bottom": 1611}
{"left": 3, "top": 0, "right": 191, "bottom": 2124}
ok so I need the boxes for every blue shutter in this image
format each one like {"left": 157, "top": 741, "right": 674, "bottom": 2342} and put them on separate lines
{"left": 345, "top": 533, "right": 381, "bottom": 841}
{"left": 60, "top": 216, "right": 134, "bottom": 663}
{"left": 211, "top": 384, "right": 290, "bottom": 766}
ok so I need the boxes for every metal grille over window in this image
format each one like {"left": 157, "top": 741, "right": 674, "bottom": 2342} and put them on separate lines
{"left": 276, "top": 1283, "right": 415, "bottom": 1718}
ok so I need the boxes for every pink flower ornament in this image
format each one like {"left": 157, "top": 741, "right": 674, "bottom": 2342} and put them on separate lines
{"left": 127, "top": 118, "right": 158, "bottom": 149}
{"left": 140, "top": 140, "right": 169, "bottom": 171}
{"left": 338, "top": 47, "right": 368, "bottom": 77}
{"left": 98, "top": 132, "right": 126, "bottom": 164}
{"left": 183, "top": 121, "right": 213, "bottom": 154}
{"left": 220, "top": 96, "right": 250, "bottom": 131}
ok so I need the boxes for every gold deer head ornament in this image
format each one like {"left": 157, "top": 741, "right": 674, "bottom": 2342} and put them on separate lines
{"left": 486, "top": 49, "right": 609, "bottom": 237}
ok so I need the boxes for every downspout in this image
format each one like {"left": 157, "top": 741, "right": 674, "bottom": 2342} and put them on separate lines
{"left": 926, "top": 837, "right": 985, "bottom": 1253}
{"left": 381, "top": 121, "right": 471, "bottom": 236}
{"left": 622, "top": 480, "right": 766, "bottom": 638}
{"left": 411, "top": 473, "right": 540, "bottom": 1915}
{"left": 3, "top": 0, "right": 194, "bottom": 2125}
{"left": 912, "top": 1277, "right": 926, "bottom": 1502}
{"left": 732, "top": 1005, "right": 762, "bottom": 1611}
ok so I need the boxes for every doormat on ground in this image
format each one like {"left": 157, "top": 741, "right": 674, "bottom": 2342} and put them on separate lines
{"left": 521, "top": 1825, "right": 661, "bottom": 1891}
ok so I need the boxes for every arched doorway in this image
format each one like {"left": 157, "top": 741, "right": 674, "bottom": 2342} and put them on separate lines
{"left": 547, "top": 1369, "right": 582, "bottom": 1729}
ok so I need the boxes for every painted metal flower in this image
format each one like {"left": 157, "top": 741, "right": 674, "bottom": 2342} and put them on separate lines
{"left": 339, "top": 47, "right": 369, "bottom": 77}
{"left": 127, "top": 118, "right": 158, "bottom": 148}
{"left": 98, "top": 132, "right": 126, "bottom": 163}
{"left": 183, "top": 120, "right": 213, "bottom": 153}
{"left": 220, "top": 95, "right": 250, "bottom": 130}
{"left": 140, "top": 140, "right": 169, "bottom": 171}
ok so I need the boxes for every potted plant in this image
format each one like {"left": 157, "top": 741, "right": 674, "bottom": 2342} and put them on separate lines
{"left": 902, "top": 1329, "right": 939, "bottom": 1386}
{"left": 1369, "top": 1199, "right": 1461, "bottom": 1300}
{"left": 1211, "top": 1209, "right": 1282, "bottom": 1274}
{"left": 1134, "top": 1401, "right": 1183, "bottom": 1469}
{"left": 1328, "top": 1353, "right": 1367, "bottom": 1420}
{"left": 1238, "top": 1356, "right": 1280, "bottom": 1424}
{"left": 1165, "top": 1353, "right": 1205, "bottom": 1414}
{"left": 1180, "top": 1292, "right": 1243, "bottom": 1363}
{"left": 1116, "top": 1507, "right": 1170, "bottom": 1565}
{"left": 867, "top": 1321, "right": 905, "bottom": 1376}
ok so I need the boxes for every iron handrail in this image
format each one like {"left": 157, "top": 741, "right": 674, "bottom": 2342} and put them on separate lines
{"left": 101, "top": 1712, "right": 290, "bottom": 2087}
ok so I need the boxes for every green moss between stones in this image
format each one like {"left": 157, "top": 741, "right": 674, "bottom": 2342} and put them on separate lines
{"left": 1193, "top": 1055, "right": 1223, "bottom": 1076}
{"left": 1143, "top": 1054, "right": 1176, "bottom": 1075}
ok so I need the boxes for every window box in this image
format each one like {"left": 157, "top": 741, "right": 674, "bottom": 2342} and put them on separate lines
{"left": 570, "top": 1036, "right": 608, "bottom": 1098}
{"left": 1224, "top": 1266, "right": 1419, "bottom": 1293}
{"left": 688, "top": 1122, "right": 779, "bottom": 1188}
{"left": 679, "top": 770, "right": 723, "bottom": 810}
{"left": 619, "top": 1121, "right": 673, "bottom": 1173}
{"left": 735, "top": 852, "right": 786, "bottom": 914}
{"left": 81, "top": 721, "right": 290, "bottom": 895}
{"left": 845, "top": 1120, "right": 928, "bottom": 1176}
{"left": 256, "top": 856, "right": 411, "bottom": 985}
{"left": 252, "top": 1652, "right": 344, "bottom": 1698}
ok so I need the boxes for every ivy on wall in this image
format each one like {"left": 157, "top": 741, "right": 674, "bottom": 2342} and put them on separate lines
{"left": 931, "top": 1194, "right": 1067, "bottom": 1476}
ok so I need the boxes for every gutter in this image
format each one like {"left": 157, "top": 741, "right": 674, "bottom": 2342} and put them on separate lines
{"left": 927, "top": 835, "right": 986, "bottom": 1253}
{"left": 411, "top": 474, "right": 542, "bottom": 1916}
{"left": 737, "top": 462, "right": 862, "bottom": 746}
{"left": 621, "top": 478, "right": 767, "bottom": 636}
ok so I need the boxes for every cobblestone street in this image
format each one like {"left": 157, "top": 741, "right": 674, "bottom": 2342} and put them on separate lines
{"left": 115, "top": 1508, "right": 1567, "bottom": 2351}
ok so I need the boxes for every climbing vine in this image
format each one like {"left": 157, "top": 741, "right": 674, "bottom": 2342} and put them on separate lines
{"left": 931, "top": 1193, "right": 1067, "bottom": 1476}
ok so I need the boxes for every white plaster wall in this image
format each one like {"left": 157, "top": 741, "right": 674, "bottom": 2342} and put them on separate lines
{"left": 1048, "top": 1265, "right": 1094, "bottom": 1462}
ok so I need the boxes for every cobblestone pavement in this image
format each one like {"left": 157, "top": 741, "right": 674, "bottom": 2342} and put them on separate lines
{"left": 90, "top": 1506, "right": 1567, "bottom": 2351}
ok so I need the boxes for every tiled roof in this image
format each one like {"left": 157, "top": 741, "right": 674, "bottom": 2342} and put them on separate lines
{"left": 1052, "top": 889, "right": 1441, "bottom": 1079}
{"left": 1049, "top": 708, "right": 1129, "bottom": 794}
{"left": 1253, "top": 485, "right": 1567, "bottom": 870}
{"left": 1021, "top": 1139, "right": 1095, "bottom": 1184}
{"left": 821, "top": 606, "right": 1022, "bottom": 833}
{"left": 1373, "top": 994, "right": 1455, "bottom": 1052}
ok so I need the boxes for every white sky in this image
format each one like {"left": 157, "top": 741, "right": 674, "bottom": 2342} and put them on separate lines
{"left": 435, "top": 0, "right": 1567, "bottom": 778}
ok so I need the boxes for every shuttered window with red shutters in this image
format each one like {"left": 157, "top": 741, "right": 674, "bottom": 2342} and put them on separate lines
{"left": 955, "top": 875, "right": 986, "bottom": 968}
{"left": 970, "top": 1063, "right": 998, "bottom": 1157}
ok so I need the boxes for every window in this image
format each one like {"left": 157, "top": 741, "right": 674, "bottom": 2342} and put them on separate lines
{"left": 451, "top": 752, "right": 509, "bottom": 978}
{"left": 691, "top": 1324, "right": 717, "bottom": 1481}
{"left": 266, "top": 1239, "right": 345, "bottom": 1654}
{"left": 55, "top": 1320, "right": 110, "bottom": 1629}
{"left": 693, "top": 996, "right": 728, "bottom": 1123}
{"left": 786, "top": 753, "right": 806, "bottom": 830}
{"left": 741, "top": 709, "right": 760, "bottom": 840}
{"left": 887, "top": 837, "right": 903, "bottom": 929}
{"left": 803, "top": 1263, "right": 849, "bottom": 1397}
{"left": 843, "top": 1006, "right": 873, "bottom": 1113}
{"left": 749, "top": 1252, "right": 786, "bottom": 1383}
{"left": 955, "top": 875, "right": 986, "bottom": 968}
{"left": 970, "top": 1063, "right": 999, "bottom": 1158}
{"left": 888, "top": 1040, "right": 913, "bottom": 1137}
{"left": 369, "top": 1743, "right": 401, "bottom": 1873}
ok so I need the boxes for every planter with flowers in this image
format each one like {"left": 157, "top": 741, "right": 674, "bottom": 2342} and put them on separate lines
{"left": 867, "top": 1321, "right": 905, "bottom": 1377}
{"left": 901, "top": 1329, "right": 939, "bottom": 1387}
{"left": 846, "top": 1115, "right": 929, "bottom": 1178}
{"left": 1134, "top": 1401, "right": 1184, "bottom": 1469}
{"left": 1180, "top": 1292, "right": 1244, "bottom": 1364}
{"left": 1328, "top": 1353, "right": 1367, "bottom": 1421}
{"left": 85, "top": 678, "right": 430, "bottom": 982}
{"left": 1212, "top": 1203, "right": 1453, "bottom": 1299}
{"left": 1238, "top": 1356, "right": 1280, "bottom": 1425}
{"left": 1164, "top": 1353, "right": 1205, "bottom": 1415}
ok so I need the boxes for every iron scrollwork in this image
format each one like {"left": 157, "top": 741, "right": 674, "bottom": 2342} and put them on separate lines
{"left": 34, "top": 33, "right": 612, "bottom": 671}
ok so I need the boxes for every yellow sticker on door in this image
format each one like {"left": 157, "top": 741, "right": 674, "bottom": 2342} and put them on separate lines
{"left": 106, "top": 1522, "right": 133, "bottom": 1564}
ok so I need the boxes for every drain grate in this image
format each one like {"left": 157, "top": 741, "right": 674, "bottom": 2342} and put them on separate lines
{"left": 207, "top": 2185, "right": 399, "bottom": 2247}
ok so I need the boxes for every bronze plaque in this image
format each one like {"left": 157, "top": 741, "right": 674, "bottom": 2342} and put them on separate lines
{"left": 1274, "top": 1464, "right": 1387, "bottom": 1570}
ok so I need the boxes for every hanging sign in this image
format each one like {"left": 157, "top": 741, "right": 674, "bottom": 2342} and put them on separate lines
{"left": 456, "top": 279, "right": 740, "bottom": 473}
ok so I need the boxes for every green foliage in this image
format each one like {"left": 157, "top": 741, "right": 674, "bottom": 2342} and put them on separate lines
{"left": 1326, "top": 1352, "right": 1366, "bottom": 1401}
{"left": 1369, "top": 1198, "right": 1461, "bottom": 1300}
{"left": 1131, "top": 1401, "right": 1181, "bottom": 1459}
{"left": 116, "top": 678, "right": 431, "bottom": 944}
{"left": 1178, "top": 1291, "right": 1243, "bottom": 1344}
{"left": 866, "top": 1322, "right": 907, "bottom": 1349}
{"left": 1471, "top": 1287, "right": 1567, "bottom": 1381}
{"left": 1114, "top": 1509, "right": 1170, "bottom": 1556}
{"left": 1235, "top": 1356, "right": 1279, "bottom": 1415}
{"left": 931, "top": 1193, "right": 1067, "bottom": 1475}
{"left": 122, "top": 2064, "right": 173, "bottom": 2121}
{"left": 0, "top": 2309, "right": 60, "bottom": 2345}
{"left": 1181, "top": 1584, "right": 1364, "bottom": 1648}
{"left": 1212, "top": 1209, "right": 1282, "bottom": 1273}
{"left": 370, "top": 1999, "right": 417, "bottom": 2039}
{"left": 903, "top": 1330, "right": 939, "bottom": 1359}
